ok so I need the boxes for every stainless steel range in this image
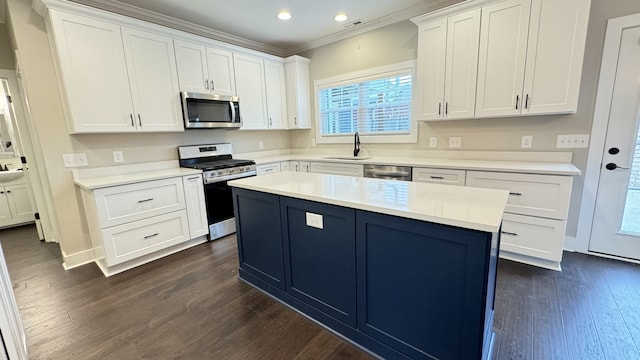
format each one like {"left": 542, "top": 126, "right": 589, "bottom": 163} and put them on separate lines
{"left": 178, "top": 143, "right": 256, "bottom": 240}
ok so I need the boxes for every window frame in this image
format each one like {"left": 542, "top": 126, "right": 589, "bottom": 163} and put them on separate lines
{"left": 313, "top": 60, "right": 417, "bottom": 144}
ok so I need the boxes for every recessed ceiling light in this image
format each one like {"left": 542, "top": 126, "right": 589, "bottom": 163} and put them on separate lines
{"left": 278, "top": 11, "right": 292, "bottom": 20}
{"left": 334, "top": 13, "right": 348, "bottom": 22}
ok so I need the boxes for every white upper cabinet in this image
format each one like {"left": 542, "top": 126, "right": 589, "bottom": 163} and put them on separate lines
{"left": 475, "top": 0, "right": 532, "bottom": 118}
{"left": 121, "top": 27, "right": 183, "bottom": 132}
{"left": 414, "top": 9, "right": 480, "bottom": 120}
{"left": 284, "top": 56, "right": 311, "bottom": 129}
{"left": 264, "top": 59, "right": 288, "bottom": 129}
{"left": 47, "top": 10, "right": 183, "bottom": 133}
{"left": 520, "top": 0, "right": 591, "bottom": 115}
{"left": 234, "top": 53, "right": 268, "bottom": 129}
{"left": 174, "top": 39, "right": 236, "bottom": 96}
{"left": 48, "top": 11, "right": 135, "bottom": 133}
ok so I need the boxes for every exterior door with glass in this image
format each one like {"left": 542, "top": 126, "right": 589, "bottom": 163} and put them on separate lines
{"left": 589, "top": 25, "right": 640, "bottom": 260}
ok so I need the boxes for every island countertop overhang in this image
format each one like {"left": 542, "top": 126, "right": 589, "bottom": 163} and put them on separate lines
{"left": 229, "top": 171, "right": 509, "bottom": 233}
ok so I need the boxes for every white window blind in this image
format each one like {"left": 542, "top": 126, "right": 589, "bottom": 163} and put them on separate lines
{"left": 318, "top": 69, "right": 413, "bottom": 137}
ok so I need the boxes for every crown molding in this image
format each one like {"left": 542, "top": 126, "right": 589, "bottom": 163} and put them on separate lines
{"left": 284, "top": 0, "right": 464, "bottom": 56}
{"left": 39, "top": 0, "right": 286, "bottom": 56}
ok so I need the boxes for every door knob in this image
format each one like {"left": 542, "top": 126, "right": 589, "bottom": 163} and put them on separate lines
{"left": 605, "top": 163, "right": 630, "bottom": 170}
{"left": 608, "top": 147, "right": 620, "bottom": 155}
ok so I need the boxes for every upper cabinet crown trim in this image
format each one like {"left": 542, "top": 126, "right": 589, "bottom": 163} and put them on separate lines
{"left": 411, "top": 0, "right": 496, "bottom": 24}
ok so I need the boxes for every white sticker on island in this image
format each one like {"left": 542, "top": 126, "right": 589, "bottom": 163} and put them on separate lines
{"left": 306, "top": 212, "right": 324, "bottom": 229}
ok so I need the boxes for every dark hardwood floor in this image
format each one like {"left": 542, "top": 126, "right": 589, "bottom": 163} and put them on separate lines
{"left": 1, "top": 224, "right": 640, "bottom": 359}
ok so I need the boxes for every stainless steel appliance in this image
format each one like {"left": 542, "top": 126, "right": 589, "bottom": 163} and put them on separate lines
{"left": 181, "top": 92, "right": 241, "bottom": 129}
{"left": 363, "top": 164, "right": 412, "bottom": 181}
{"left": 178, "top": 143, "right": 255, "bottom": 240}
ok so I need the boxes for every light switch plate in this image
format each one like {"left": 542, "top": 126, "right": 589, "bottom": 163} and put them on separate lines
{"left": 306, "top": 212, "right": 323, "bottom": 229}
{"left": 113, "top": 151, "right": 124, "bottom": 163}
{"left": 449, "top": 137, "right": 462, "bottom": 148}
{"left": 62, "top": 153, "right": 88, "bottom": 167}
{"left": 429, "top": 137, "right": 438, "bottom": 148}
{"left": 557, "top": 134, "right": 589, "bottom": 148}
{"left": 521, "top": 135, "right": 533, "bottom": 148}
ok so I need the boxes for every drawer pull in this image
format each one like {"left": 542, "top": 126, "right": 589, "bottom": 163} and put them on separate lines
{"left": 186, "top": 176, "right": 200, "bottom": 181}
{"left": 137, "top": 198, "right": 154, "bottom": 203}
{"left": 143, "top": 233, "right": 159, "bottom": 239}
{"left": 501, "top": 231, "right": 518, "bottom": 236}
{"left": 509, "top": 192, "right": 522, "bottom": 196}
{"left": 429, "top": 176, "right": 445, "bottom": 180}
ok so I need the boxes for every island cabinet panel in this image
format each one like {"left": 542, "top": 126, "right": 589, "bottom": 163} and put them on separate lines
{"left": 280, "top": 198, "right": 356, "bottom": 327}
{"left": 233, "top": 189, "right": 286, "bottom": 290}
{"left": 356, "top": 211, "right": 496, "bottom": 360}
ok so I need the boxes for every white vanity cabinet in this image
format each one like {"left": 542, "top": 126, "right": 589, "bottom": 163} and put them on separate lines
{"left": 0, "top": 183, "right": 34, "bottom": 228}
{"left": 174, "top": 39, "right": 236, "bottom": 96}
{"left": 413, "top": 9, "right": 481, "bottom": 120}
{"left": 78, "top": 173, "right": 207, "bottom": 276}
{"left": 466, "top": 170, "right": 573, "bottom": 270}
{"left": 412, "top": 167, "right": 466, "bottom": 186}
{"left": 475, "top": 0, "right": 591, "bottom": 117}
{"left": 47, "top": 10, "right": 183, "bottom": 133}
{"left": 284, "top": 56, "right": 311, "bottom": 129}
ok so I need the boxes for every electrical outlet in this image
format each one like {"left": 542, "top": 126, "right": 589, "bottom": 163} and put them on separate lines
{"left": 429, "top": 137, "right": 438, "bottom": 148}
{"left": 448, "top": 137, "right": 462, "bottom": 148}
{"left": 258, "top": 141, "right": 264, "bottom": 150}
{"left": 521, "top": 135, "right": 533, "bottom": 149}
{"left": 113, "top": 151, "right": 124, "bottom": 163}
{"left": 557, "top": 134, "right": 590, "bottom": 148}
{"left": 62, "top": 153, "right": 88, "bottom": 167}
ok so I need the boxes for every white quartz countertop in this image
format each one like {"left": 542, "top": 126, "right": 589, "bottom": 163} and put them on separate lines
{"left": 252, "top": 154, "right": 581, "bottom": 176}
{"left": 74, "top": 167, "right": 202, "bottom": 190}
{"left": 229, "top": 171, "right": 509, "bottom": 233}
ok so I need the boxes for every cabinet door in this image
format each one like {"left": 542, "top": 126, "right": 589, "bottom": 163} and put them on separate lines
{"left": 282, "top": 198, "right": 356, "bottom": 326}
{"left": 299, "top": 161, "right": 311, "bottom": 173}
{"left": 206, "top": 47, "right": 236, "bottom": 96}
{"left": 234, "top": 53, "right": 268, "bottom": 129}
{"left": 284, "top": 57, "right": 311, "bottom": 129}
{"left": 174, "top": 39, "right": 209, "bottom": 93}
{"left": 444, "top": 9, "right": 480, "bottom": 120}
{"left": 183, "top": 174, "right": 209, "bottom": 239}
{"left": 264, "top": 60, "right": 288, "bottom": 129}
{"left": 521, "top": 0, "right": 590, "bottom": 115}
{"left": 122, "top": 27, "right": 183, "bottom": 132}
{"left": 475, "top": 0, "right": 531, "bottom": 118}
{"left": 0, "top": 190, "right": 11, "bottom": 225}
{"left": 501, "top": 213, "right": 566, "bottom": 264}
{"left": 233, "top": 189, "right": 286, "bottom": 290}
{"left": 48, "top": 10, "right": 134, "bottom": 133}
{"left": 5, "top": 185, "right": 33, "bottom": 224}
{"left": 415, "top": 18, "right": 447, "bottom": 121}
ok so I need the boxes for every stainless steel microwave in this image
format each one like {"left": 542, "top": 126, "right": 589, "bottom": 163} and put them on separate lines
{"left": 181, "top": 92, "right": 241, "bottom": 129}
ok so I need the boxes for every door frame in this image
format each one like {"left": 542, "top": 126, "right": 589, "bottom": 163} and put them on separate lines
{"left": 575, "top": 12, "right": 640, "bottom": 259}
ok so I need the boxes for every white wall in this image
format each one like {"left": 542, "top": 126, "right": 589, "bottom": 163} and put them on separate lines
{"left": 295, "top": 0, "right": 640, "bottom": 240}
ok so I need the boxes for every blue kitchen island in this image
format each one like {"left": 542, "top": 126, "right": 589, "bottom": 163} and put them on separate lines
{"left": 229, "top": 171, "right": 509, "bottom": 360}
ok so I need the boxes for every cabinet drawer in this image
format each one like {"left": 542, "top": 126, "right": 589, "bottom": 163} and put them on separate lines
{"left": 412, "top": 167, "right": 466, "bottom": 186}
{"left": 466, "top": 171, "right": 572, "bottom": 219}
{"left": 101, "top": 210, "right": 190, "bottom": 266}
{"left": 94, "top": 177, "right": 185, "bottom": 228}
{"left": 500, "top": 213, "right": 566, "bottom": 262}
{"left": 256, "top": 163, "right": 281, "bottom": 175}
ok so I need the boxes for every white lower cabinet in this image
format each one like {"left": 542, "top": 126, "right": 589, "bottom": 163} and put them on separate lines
{"left": 80, "top": 174, "right": 207, "bottom": 276}
{"left": 309, "top": 162, "right": 364, "bottom": 177}
{"left": 0, "top": 184, "right": 34, "bottom": 228}
{"left": 466, "top": 170, "right": 573, "bottom": 270}
{"left": 412, "top": 167, "right": 466, "bottom": 186}
{"left": 289, "top": 161, "right": 310, "bottom": 173}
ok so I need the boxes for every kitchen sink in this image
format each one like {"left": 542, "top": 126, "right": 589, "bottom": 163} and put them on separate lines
{"left": 323, "top": 156, "right": 371, "bottom": 161}
{"left": 0, "top": 169, "right": 24, "bottom": 183}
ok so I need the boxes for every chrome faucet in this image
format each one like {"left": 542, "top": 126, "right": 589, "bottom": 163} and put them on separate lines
{"left": 353, "top": 132, "right": 361, "bottom": 157}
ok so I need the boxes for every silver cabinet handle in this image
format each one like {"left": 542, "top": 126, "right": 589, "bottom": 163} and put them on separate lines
{"left": 269, "top": 117, "right": 273, "bottom": 126}
{"left": 445, "top": 102, "right": 448, "bottom": 115}
{"left": 509, "top": 192, "right": 522, "bottom": 196}
{"left": 515, "top": 95, "right": 520, "bottom": 110}
{"left": 525, "top": 94, "right": 529, "bottom": 109}
{"left": 186, "top": 176, "right": 200, "bottom": 181}
{"left": 138, "top": 114, "right": 142, "bottom": 127}
{"left": 294, "top": 117, "right": 297, "bottom": 126}
{"left": 137, "top": 198, "right": 154, "bottom": 203}
{"left": 429, "top": 176, "right": 445, "bottom": 180}
{"left": 210, "top": 80, "right": 215, "bottom": 90}
{"left": 129, "top": 114, "right": 134, "bottom": 127}
{"left": 143, "top": 233, "right": 159, "bottom": 239}
{"left": 438, "top": 102, "right": 442, "bottom": 116}
{"left": 501, "top": 231, "right": 518, "bottom": 236}
{"left": 204, "top": 79, "right": 209, "bottom": 90}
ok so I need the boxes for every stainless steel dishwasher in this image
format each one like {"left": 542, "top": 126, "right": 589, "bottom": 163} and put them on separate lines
{"left": 363, "top": 164, "right": 412, "bottom": 181}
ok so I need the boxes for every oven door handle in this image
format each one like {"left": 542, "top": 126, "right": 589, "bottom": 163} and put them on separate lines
{"left": 204, "top": 171, "right": 256, "bottom": 184}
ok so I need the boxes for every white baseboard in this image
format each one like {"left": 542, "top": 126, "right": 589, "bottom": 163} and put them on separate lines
{"left": 62, "top": 248, "right": 95, "bottom": 270}
{"left": 563, "top": 236, "right": 580, "bottom": 253}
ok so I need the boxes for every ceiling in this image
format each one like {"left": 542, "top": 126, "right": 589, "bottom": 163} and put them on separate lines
{"left": 68, "top": 0, "right": 462, "bottom": 55}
